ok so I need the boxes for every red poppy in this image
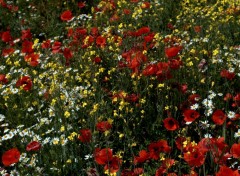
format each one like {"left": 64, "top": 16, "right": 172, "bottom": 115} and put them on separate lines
{"left": 230, "top": 143, "right": 240, "bottom": 158}
{"left": 183, "top": 109, "right": 200, "bottom": 122}
{"left": 141, "top": 2, "right": 150, "bottom": 9}
{"left": 96, "top": 36, "right": 106, "bottom": 47}
{"left": 1, "top": 31, "right": 12, "bottom": 43}
{"left": 21, "top": 29, "right": 32, "bottom": 40}
{"left": 128, "top": 57, "right": 141, "bottom": 71}
{"left": 91, "top": 27, "right": 99, "bottom": 37}
{"left": 26, "top": 141, "right": 41, "bottom": 151}
{"left": 178, "top": 83, "right": 188, "bottom": 94}
{"left": 214, "top": 152, "right": 232, "bottom": 166}
{"left": 144, "top": 33, "right": 154, "bottom": 43}
{"left": 104, "top": 156, "right": 121, "bottom": 173}
{"left": 194, "top": 26, "right": 202, "bottom": 33}
{"left": 167, "top": 23, "right": 174, "bottom": 30}
{"left": 168, "top": 58, "right": 183, "bottom": 70}
{"left": 133, "top": 168, "right": 144, "bottom": 175}
{"left": 183, "top": 146, "right": 205, "bottom": 167}
{"left": 16, "top": 76, "right": 32, "bottom": 91}
{"left": 134, "top": 150, "right": 149, "bottom": 164}
{"left": 78, "top": 129, "right": 92, "bottom": 143}
{"left": 155, "top": 158, "right": 175, "bottom": 175}
{"left": 165, "top": 46, "right": 182, "bottom": 58}
{"left": 148, "top": 140, "right": 171, "bottom": 160}
{"left": 41, "top": 40, "right": 51, "bottom": 49}
{"left": 123, "top": 9, "right": 131, "bottom": 15}
{"left": 2, "top": 47, "right": 15, "bottom": 56}
{"left": 142, "top": 64, "right": 157, "bottom": 76}
{"left": 94, "top": 148, "right": 113, "bottom": 165}
{"left": 182, "top": 169, "right": 198, "bottom": 176}
{"left": 197, "top": 138, "right": 214, "bottom": 154}
{"left": 8, "top": 5, "right": 18, "bottom": 12}
{"left": 216, "top": 165, "right": 240, "bottom": 176}
{"left": 2, "top": 148, "right": 21, "bottom": 166}
{"left": 125, "top": 93, "right": 139, "bottom": 103}
{"left": 121, "top": 170, "right": 134, "bottom": 176}
{"left": 52, "top": 41, "right": 62, "bottom": 53}
{"left": 156, "top": 62, "right": 172, "bottom": 81}
{"left": 205, "top": 137, "right": 230, "bottom": 165}
{"left": 135, "top": 26, "right": 150, "bottom": 36}
{"left": 0, "top": 74, "right": 8, "bottom": 84}
{"left": 75, "top": 27, "right": 87, "bottom": 37}
{"left": 78, "top": 2, "right": 86, "bottom": 8}
{"left": 234, "top": 93, "right": 240, "bottom": 101}
{"left": 163, "top": 117, "right": 179, "bottom": 131}
{"left": 212, "top": 137, "right": 229, "bottom": 152}
{"left": 91, "top": 57, "right": 101, "bottom": 64}
{"left": 155, "top": 166, "right": 167, "bottom": 176}
{"left": 63, "top": 48, "right": 73, "bottom": 65}
{"left": 24, "top": 53, "right": 39, "bottom": 66}
{"left": 60, "top": 10, "right": 73, "bottom": 21}
{"left": 0, "top": 0, "right": 7, "bottom": 7}
{"left": 21, "top": 40, "right": 34, "bottom": 53}
{"left": 162, "top": 158, "right": 175, "bottom": 169}
{"left": 175, "top": 136, "right": 187, "bottom": 151}
{"left": 220, "top": 69, "right": 235, "bottom": 80}
{"left": 81, "top": 35, "right": 94, "bottom": 48}
{"left": 212, "top": 110, "right": 227, "bottom": 125}
{"left": 188, "top": 94, "right": 201, "bottom": 104}
{"left": 67, "top": 28, "right": 74, "bottom": 38}
{"left": 233, "top": 93, "right": 240, "bottom": 107}
{"left": 96, "top": 121, "right": 112, "bottom": 132}
{"left": 110, "top": 14, "right": 120, "bottom": 22}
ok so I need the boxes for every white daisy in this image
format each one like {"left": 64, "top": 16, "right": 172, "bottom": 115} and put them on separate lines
{"left": 227, "top": 111, "right": 235, "bottom": 119}
{"left": 234, "top": 129, "right": 240, "bottom": 138}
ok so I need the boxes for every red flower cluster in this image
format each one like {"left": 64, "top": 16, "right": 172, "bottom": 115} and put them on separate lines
{"left": 0, "top": 0, "right": 18, "bottom": 11}
{"left": 183, "top": 145, "right": 206, "bottom": 167}
{"left": 94, "top": 148, "right": 121, "bottom": 173}
{"left": 220, "top": 69, "right": 235, "bottom": 80}
{"left": 148, "top": 140, "right": 171, "bottom": 160}
{"left": 216, "top": 165, "right": 240, "bottom": 176}
{"left": 142, "top": 44, "right": 183, "bottom": 81}
{"left": 155, "top": 159, "right": 175, "bottom": 175}
{"left": 110, "top": 91, "right": 139, "bottom": 104}
{"left": 179, "top": 137, "right": 232, "bottom": 167}
{"left": 24, "top": 53, "right": 39, "bottom": 67}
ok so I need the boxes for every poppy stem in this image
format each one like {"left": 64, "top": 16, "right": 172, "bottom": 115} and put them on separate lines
{"left": 203, "top": 163, "right": 206, "bottom": 176}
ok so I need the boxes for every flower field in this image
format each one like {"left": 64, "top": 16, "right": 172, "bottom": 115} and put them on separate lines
{"left": 0, "top": 0, "right": 240, "bottom": 175}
